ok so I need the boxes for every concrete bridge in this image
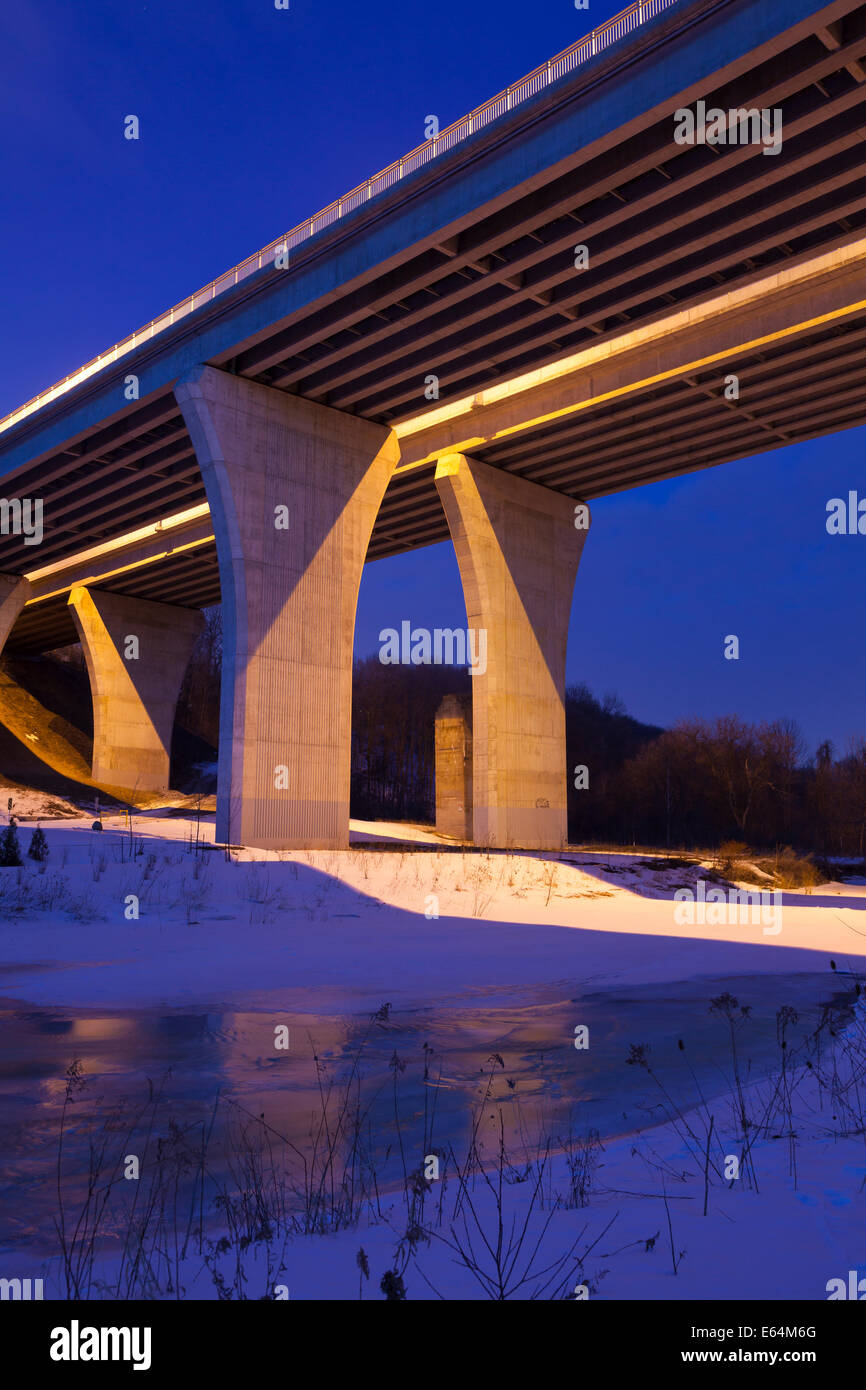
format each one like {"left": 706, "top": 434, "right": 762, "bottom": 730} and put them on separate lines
{"left": 2, "top": 0, "right": 866, "bottom": 848}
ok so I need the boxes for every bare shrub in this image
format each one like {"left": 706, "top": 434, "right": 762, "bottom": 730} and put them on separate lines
{"left": 714, "top": 840, "right": 750, "bottom": 875}
{"left": 767, "top": 847, "right": 822, "bottom": 889}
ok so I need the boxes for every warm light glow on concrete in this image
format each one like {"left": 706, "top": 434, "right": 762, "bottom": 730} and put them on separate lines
{"left": 26, "top": 536, "right": 215, "bottom": 606}
{"left": 435, "top": 452, "right": 589, "bottom": 849}
{"left": 394, "top": 237, "right": 866, "bottom": 471}
{"left": 174, "top": 365, "right": 400, "bottom": 851}
{"left": 22, "top": 505, "right": 215, "bottom": 605}
{"left": 24, "top": 504, "right": 212, "bottom": 583}
{"left": 69, "top": 585, "right": 204, "bottom": 792}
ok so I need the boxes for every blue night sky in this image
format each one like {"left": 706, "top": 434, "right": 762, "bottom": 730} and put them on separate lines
{"left": 2, "top": 0, "right": 864, "bottom": 756}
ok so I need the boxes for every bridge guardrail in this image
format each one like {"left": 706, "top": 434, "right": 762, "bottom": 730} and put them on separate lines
{"left": 0, "top": 0, "right": 677, "bottom": 437}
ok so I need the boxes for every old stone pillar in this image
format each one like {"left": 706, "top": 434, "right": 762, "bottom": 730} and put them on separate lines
{"left": 435, "top": 693, "right": 472, "bottom": 839}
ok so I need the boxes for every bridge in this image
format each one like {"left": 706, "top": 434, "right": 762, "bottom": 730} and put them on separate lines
{"left": 2, "top": 0, "right": 865, "bottom": 848}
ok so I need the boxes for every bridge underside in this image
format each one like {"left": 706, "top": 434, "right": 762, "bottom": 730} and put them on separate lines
{"left": 8, "top": 256, "right": 866, "bottom": 655}
{"left": 5, "top": 0, "right": 866, "bottom": 650}
{"left": 3, "top": 0, "right": 866, "bottom": 845}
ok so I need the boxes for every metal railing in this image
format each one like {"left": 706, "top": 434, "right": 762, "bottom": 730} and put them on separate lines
{"left": 0, "top": 0, "right": 678, "bottom": 438}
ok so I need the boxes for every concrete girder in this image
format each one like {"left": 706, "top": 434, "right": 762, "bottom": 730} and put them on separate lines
{"left": 397, "top": 235, "right": 866, "bottom": 475}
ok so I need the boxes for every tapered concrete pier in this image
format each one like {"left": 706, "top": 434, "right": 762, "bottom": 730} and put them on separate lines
{"left": 69, "top": 586, "right": 204, "bottom": 793}
{"left": 176, "top": 365, "right": 400, "bottom": 849}
{"left": 435, "top": 454, "right": 588, "bottom": 849}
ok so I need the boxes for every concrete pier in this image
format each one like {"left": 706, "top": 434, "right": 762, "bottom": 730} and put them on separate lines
{"left": 435, "top": 454, "right": 588, "bottom": 849}
{"left": 0, "top": 576, "right": 30, "bottom": 657}
{"left": 176, "top": 365, "right": 400, "bottom": 849}
{"left": 69, "top": 586, "right": 204, "bottom": 793}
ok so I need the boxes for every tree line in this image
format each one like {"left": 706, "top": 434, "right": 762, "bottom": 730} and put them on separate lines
{"left": 176, "top": 620, "right": 865, "bottom": 852}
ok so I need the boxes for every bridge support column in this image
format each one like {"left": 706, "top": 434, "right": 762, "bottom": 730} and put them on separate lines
{"left": 434, "top": 454, "right": 589, "bottom": 849}
{"left": 175, "top": 365, "right": 399, "bottom": 849}
{"left": 68, "top": 586, "right": 204, "bottom": 793}
{"left": 0, "top": 575, "right": 31, "bottom": 656}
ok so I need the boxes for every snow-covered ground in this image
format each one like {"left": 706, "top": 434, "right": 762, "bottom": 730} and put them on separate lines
{"left": 1, "top": 814, "right": 864, "bottom": 1300}
{"left": 1, "top": 812, "right": 865, "bottom": 1011}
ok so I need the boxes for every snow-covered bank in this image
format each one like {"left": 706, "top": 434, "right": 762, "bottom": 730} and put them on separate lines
{"left": 0, "top": 816, "right": 864, "bottom": 1013}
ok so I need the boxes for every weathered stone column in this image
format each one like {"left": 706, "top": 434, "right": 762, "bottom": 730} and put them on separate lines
{"left": 434, "top": 454, "right": 589, "bottom": 849}
{"left": 0, "top": 575, "right": 31, "bottom": 656}
{"left": 435, "top": 693, "right": 472, "bottom": 840}
{"left": 68, "top": 586, "right": 204, "bottom": 793}
{"left": 175, "top": 365, "right": 400, "bottom": 849}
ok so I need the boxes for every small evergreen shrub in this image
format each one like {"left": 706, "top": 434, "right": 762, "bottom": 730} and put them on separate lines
{"left": 28, "top": 826, "right": 49, "bottom": 862}
{"left": 0, "top": 822, "right": 23, "bottom": 868}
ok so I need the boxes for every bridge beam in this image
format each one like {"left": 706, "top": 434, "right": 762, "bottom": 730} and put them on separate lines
{"left": 397, "top": 238, "right": 866, "bottom": 475}
{"left": 175, "top": 365, "right": 399, "bottom": 849}
{"left": 0, "top": 575, "right": 31, "bottom": 656}
{"left": 68, "top": 586, "right": 204, "bottom": 793}
{"left": 434, "top": 453, "right": 588, "bottom": 849}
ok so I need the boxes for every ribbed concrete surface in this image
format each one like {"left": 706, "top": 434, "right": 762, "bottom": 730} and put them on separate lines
{"left": 176, "top": 366, "right": 400, "bottom": 849}
{"left": 436, "top": 454, "right": 588, "bottom": 849}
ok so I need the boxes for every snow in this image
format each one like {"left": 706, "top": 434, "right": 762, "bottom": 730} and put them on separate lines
{"left": 0, "top": 780, "right": 82, "bottom": 821}
{"left": 1, "top": 815, "right": 864, "bottom": 1012}
{"left": 1, "top": 814, "right": 865, "bottom": 1300}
